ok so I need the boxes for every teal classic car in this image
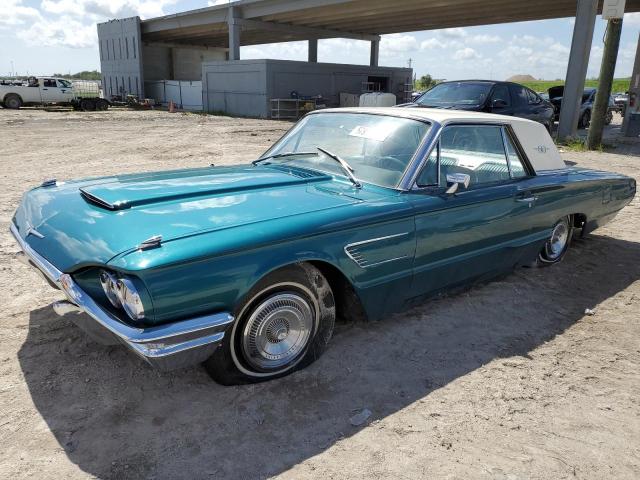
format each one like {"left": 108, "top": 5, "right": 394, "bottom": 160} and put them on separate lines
{"left": 11, "top": 108, "right": 635, "bottom": 384}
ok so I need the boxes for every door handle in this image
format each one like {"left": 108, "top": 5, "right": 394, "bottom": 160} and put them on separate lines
{"left": 42, "top": 88, "right": 48, "bottom": 90}
{"left": 516, "top": 195, "right": 538, "bottom": 204}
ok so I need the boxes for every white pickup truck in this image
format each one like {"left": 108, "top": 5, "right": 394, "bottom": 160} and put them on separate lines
{"left": 0, "top": 77, "right": 110, "bottom": 111}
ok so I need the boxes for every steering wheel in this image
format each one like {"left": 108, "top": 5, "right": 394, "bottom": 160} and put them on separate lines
{"left": 377, "top": 156, "right": 407, "bottom": 171}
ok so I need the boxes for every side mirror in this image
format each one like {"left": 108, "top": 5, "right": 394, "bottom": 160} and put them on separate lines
{"left": 445, "top": 173, "right": 471, "bottom": 194}
{"left": 492, "top": 99, "right": 508, "bottom": 109}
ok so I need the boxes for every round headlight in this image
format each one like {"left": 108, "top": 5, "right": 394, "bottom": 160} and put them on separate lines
{"left": 99, "top": 270, "right": 121, "bottom": 308}
{"left": 116, "top": 277, "right": 145, "bottom": 320}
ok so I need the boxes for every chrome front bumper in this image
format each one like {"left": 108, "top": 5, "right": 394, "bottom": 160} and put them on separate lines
{"left": 11, "top": 223, "right": 234, "bottom": 371}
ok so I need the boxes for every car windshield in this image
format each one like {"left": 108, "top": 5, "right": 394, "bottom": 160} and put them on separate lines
{"left": 416, "top": 82, "right": 492, "bottom": 106}
{"left": 261, "top": 113, "right": 431, "bottom": 188}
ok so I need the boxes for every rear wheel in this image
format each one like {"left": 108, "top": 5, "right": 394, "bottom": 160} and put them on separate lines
{"left": 578, "top": 110, "right": 591, "bottom": 129}
{"left": 4, "top": 94, "right": 22, "bottom": 109}
{"left": 605, "top": 110, "right": 613, "bottom": 125}
{"left": 80, "top": 98, "right": 95, "bottom": 111}
{"left": 536, "top": 216, "right": 573, "bottom": 266}
{"left": 95, "top": 99, "right": 109, "bottom": 111}
{"left": 204, "top": 263, "right": 335, "bottom": 385}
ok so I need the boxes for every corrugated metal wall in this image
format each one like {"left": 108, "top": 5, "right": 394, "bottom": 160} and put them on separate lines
{"left": 97, "top": 17, "right": 144, "bottom": 100}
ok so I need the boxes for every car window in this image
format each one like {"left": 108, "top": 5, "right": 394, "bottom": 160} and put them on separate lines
{"left": 418, "top": 146, "right": 439, "bottom": 186}
{"left": 503, "top": 131, "right": 528, "bottom": 178}
{"left": 491, "top": 85, "right": 511, "bottom": 107}
{"left": 416, "top": 82, "right": 493, "bottom": 107}
{"left": 510, "top": 85, "right": 529, "bottom": 107}
{"left": 417, "top": 125, "right": 512, "bottom": 188}
{"left": 58, "top": 79, "right": 72, "bottom": 88}
{"left": 43, "top": 79, "right": 56, "bottom": 88}
{"left": 526, "top": 89, "right": 542, "bottom": 105}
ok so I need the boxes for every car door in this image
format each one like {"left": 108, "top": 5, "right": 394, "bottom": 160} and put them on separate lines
{"left": 488, "top": 84, "right": 514, "bottom": 116}
{"left": 406, "top": 123, "right": 537, "bottom": 299}
{"left": 40, "top": 78, "right": 60, "bottom": 103}
{"left": 55, "top": 79, "right": 75, "bottom": 103}
{"left": 510, "top": 84, "right": 550, "bottom": 125}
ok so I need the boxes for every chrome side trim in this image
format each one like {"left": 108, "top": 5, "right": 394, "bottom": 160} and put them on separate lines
{"left": 344, "top": 232, "right": 409, "bottom": 269}
{"left": 10, "top": 222, "right": 234, "bottom": 371}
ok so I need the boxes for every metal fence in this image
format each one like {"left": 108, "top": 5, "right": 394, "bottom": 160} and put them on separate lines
{"left": 144, "top": 80, "right": 203, "bottom": 111}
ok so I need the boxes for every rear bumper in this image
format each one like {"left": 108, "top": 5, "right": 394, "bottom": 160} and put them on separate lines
{"left": 11, "top": 223, "right": 234, "bottom": 371}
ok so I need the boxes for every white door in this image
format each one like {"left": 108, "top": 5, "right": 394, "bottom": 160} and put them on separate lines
{"left": 40, "top": 79, "right": 74, "bottom": 103}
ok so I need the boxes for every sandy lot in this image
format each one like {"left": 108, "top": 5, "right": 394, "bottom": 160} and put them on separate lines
{"left": 0, "top": 108, "right": 639, "bottom": 480}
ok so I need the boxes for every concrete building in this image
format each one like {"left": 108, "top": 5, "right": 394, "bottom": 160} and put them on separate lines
{"left": 203, "top": 59, "right": 411, "bottom": 117}
{"left": 98, "top": 0, "right": 640, "bottom": 129}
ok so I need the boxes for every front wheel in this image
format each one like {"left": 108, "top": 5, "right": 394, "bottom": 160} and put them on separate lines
{"left": 4, "top": 94, "right": 22, "bottom": 109}
{"left": 536, "top": 216, "right": 573, "bottom": 266}
{"left": 204, "top": 263, "right": 335, "bottom": 385}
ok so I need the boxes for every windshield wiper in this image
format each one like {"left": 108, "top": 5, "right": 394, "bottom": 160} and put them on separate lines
{"left": 252, "top": 151, "right": 317, "bottom": 165}
{"left": 316, "top": 147, "right": 362, "bottom": 189}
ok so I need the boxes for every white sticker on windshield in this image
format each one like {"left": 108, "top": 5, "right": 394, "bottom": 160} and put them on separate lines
{"left": 348, "top": 125, "right": 390, "bottom": 142}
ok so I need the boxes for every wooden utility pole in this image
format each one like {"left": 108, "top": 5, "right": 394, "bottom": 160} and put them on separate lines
{"left": 586, "top": 18, "right": 624, "bottom": 149}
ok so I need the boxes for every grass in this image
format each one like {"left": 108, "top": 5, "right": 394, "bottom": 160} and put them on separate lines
{"left": 556, "top": 137, "right": 605, "bottom": 153}
{"left": 521, "top": 78, "right": 631, "bottom": 94}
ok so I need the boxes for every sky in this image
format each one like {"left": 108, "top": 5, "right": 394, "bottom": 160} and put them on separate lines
{"left": 1, "top": 0, "right": 640, "bottom": 81}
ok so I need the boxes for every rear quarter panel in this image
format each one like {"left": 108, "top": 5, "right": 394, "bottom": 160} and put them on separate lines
{"left": 528, "top": 168, "right": 635, "bottom": 237}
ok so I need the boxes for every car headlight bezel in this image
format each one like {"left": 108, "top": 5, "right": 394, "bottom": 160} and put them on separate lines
{"left": 116, "top": 277, "right": 146, "bottom": 321}
{"left": 99, "top": 269, "right": 146, "bottom": 321}
{"left": 99, "top": 270, "right": 122, "bottom": 308}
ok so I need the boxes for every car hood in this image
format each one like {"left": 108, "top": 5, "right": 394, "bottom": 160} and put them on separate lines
{"left": 12, "top": 165, "right": 370, "bottom": 272}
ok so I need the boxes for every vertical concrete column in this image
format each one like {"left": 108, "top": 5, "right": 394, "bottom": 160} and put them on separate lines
{"left": 228, "top": 6, "right": 241, "bottom": 61}
{"left": 308, "top": 39, "right": 318, "bottom": 62}
{"left": 623, "top": 33, "right": 640, "bottom": 135}
{"left": 370, "top": 39, "right": 379, "bottom": 67}
{"left": 557, "top": 0, "right": 598, "bottom": 140}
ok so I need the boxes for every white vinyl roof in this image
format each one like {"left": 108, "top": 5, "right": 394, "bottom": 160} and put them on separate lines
{"left": 313, "top": 107, "right": 566, "bottom": 172}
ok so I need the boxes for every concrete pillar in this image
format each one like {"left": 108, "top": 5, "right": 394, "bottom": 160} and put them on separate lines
{"left": 228, "top": 6, "right": 241, "bottom": 61}
{"left": 623, "top": 33, "right": 640, "bottom": 135}
{"left": 370, "top": 39, "right": 379, "bottom": 67}
{"left": 557, "top": 0, "right": 598, "bottom": 140}
{"left": 308, "top": 39, "right": 318, "bottom": 62}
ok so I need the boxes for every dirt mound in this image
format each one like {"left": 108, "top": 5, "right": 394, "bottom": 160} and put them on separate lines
{"left": 507, "top": 74, "right": 538, "bottom": 82}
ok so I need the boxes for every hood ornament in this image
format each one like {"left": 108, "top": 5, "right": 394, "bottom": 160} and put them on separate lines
{"left": 24, "top": 221, "right": 44, "bottom": 239}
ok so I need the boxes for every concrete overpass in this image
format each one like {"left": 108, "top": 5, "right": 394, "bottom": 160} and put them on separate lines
{"left": 100, "top": 0, "right": 640, "bottom": 136}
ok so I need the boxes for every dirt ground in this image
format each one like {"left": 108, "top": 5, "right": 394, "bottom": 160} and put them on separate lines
{"left": 0, "top": 108, "right": 638, "bottom": 480}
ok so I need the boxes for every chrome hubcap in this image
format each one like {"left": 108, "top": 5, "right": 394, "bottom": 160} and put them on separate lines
{"left": 242, "top": 293, "right": 313, "bottom": 371}
{"left": 545, "top": 219, "right": 569, "bottom": 260}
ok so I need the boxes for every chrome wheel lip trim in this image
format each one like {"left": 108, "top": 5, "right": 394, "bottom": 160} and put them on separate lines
{"left": 241, "top": 293, "right": 313, "bottom": 371}
{"left": 230, "top": 281, "right": 319, "bottom": 378}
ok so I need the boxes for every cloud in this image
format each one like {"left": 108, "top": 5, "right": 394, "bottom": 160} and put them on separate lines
{"left": 208, "top": 0, "right": 230, "bottom": 5}
{"left": 441, "top": 27, "right": 468, "bottom": 39}
{"left": 624, "top": 12, "right": 640, "bottom": 25}
{"left": 420, "top": 38, "right": 446, "bottom": 50}
{"left": 453, "top": 47, "right": 480, "bottom": 60}
{"left": 380, "top": 33, "right": 419, "bottom": 55}
{"left": 8, "top": 0, "right": 177, "bottom": 48}
{"left": 17, "top": 15, "right": 98, "bottom": 48}
{"left": 471, "top": 34, "right": 501, "bottom": 44}
{"left": 0, "top": 0, "right": 41, "bottom": 27}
